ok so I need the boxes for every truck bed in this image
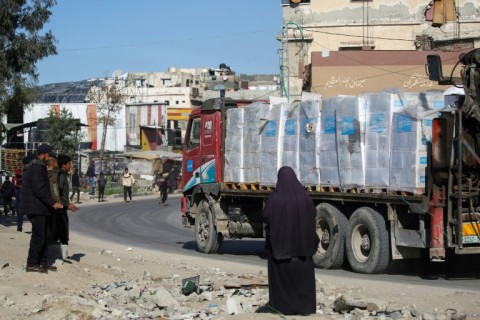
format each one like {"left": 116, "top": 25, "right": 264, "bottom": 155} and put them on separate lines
{"left": 220, "top": 181, "right": 426, "bottom": 207}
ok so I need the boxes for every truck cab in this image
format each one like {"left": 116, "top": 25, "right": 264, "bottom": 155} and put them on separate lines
{"left": 181, "top": 103, "right": 222, "bottom": 194}
{"left": 181, "top": 98, "right": 256, "bottom": 228}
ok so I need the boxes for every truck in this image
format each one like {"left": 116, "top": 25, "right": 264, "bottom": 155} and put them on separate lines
{"left": 180, "top": 49, "right": 480, "bottom": 274}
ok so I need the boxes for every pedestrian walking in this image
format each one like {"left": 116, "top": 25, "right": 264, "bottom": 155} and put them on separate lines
{"left": 13, "top": 169, "right": 23, "bottom": 231}
{"left": 122, "top": 168, "right": 135, "bottom": 202}
{"left": 21, "top": 144, "right": 63, "bottom": 273}
{"left": 156, "top": 171, "right": 168, "bottom": 206}
{"left": 261, "top": 166, "right": 319, "bottom": 316}
{"left": 1, "top": 176, "right": 16, "bottom": 216}
{"left": 97, "top": 171, "right": 107, "bottom": 202}
{"left": 86, "top": 160, "right": 96, "bottom": 195}
{"left": 168, "top": 164, "right": 178, "bottom": 193}
{"left": 70, "top": 168, "right": 81, "bottom": 203}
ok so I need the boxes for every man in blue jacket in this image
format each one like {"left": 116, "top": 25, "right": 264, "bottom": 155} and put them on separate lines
{"left": 21, "top": 144, "right": 63, "bottom": 273}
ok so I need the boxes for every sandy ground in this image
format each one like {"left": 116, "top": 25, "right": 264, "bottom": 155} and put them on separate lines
{"left": 1, "top": 195, "right": 480, "bottom": 319}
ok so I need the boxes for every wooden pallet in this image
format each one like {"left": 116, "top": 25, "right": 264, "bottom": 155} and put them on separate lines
{"left": 1, "top": 148, "right": 24, "bottom": 173}
{"left": 362, "top": 188, "right": 389, "bottom": 194}
{"left": 223, "top": 181, "right": 424, "bottom": 196}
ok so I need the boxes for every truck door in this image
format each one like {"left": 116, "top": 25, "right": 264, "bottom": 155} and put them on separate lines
{"left": 182, "top": 110, "right": 219, "bottom": 192}
{"left": 199, "top": 111, "right": 220, "bottom": 183}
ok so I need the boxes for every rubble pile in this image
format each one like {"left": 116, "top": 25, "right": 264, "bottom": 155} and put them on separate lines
{"left": 0, "top": 250, "right": 470, "bottom": 320}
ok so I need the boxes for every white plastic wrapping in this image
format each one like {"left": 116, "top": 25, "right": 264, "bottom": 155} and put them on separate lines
{"left": 335, "top": 96, "right": 365, "bottom": 190}
{"left": 242, "top": 102, "right": 270, "bottom": 182}
{"left": 260, "top": 103, "right": 288, "bottom": 186}
{"left": 319, "top": 98, "right": 340, "bottom": 188}
{"left": 224, "top": 107, "right": 244, "bottom": 182}
{"left": 299, "top": 100, "right": 322, "bottom": 186}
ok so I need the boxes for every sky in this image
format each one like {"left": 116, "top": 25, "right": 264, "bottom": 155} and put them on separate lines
{"left": 36, "top": 0, "right": 282, "bottom": 85}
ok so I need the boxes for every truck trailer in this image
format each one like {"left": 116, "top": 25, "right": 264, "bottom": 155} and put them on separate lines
{"left": 180, "top": 49, "right": 480, "bottom": 274}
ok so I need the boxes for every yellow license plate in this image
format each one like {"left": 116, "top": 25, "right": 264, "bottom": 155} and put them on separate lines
{"left": 462, "top": 222, "right": 480, "bottom": 236}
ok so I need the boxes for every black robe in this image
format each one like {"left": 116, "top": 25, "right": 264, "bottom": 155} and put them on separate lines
{"left": 262, "top": 166, "right": 318, "bottom": 315}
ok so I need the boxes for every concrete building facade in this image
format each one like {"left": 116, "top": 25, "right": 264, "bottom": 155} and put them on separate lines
{"left": 281, "top": 0, "right": 480, "bottom": 99}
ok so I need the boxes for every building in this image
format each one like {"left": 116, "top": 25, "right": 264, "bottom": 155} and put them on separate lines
{"left": 17, "top": 66, "right": 278, "bottom": 151}
{"left": 280, "top": 0, "right": 480, "bottom": 99}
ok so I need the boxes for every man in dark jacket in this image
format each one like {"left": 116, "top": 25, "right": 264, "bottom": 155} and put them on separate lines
{"left": 55, "top": 155, "right": 77, "bottom": 254}
{"left": 21, "top": 144, "right": 63, "bottom": 273}
{"left": 86, "top": 160, "right": 96, "bottom": 195}
{"left": 1, "top": 176, "right": 16, "bottom": 216}
{"left": 70, "top": 168, "right": 80, "bottom": 203}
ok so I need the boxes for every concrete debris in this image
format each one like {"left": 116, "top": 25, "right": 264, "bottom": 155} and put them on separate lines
{"left": 0, "top": 256, "right": 470, "bottom": 320}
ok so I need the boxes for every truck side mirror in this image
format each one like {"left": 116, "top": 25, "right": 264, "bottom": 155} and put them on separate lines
{"left": 426, "top": 55, "right": 443, "bottom": 81}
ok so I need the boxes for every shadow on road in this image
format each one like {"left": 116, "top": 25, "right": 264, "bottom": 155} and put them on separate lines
{"left": 182, "top": 240, "right": 267, "bottom": 260}
{"left": 384, "top": 254, "right": 480, "bottom": 280}
{"left": 68, "top": 253, "right": 85, "bottom": 262}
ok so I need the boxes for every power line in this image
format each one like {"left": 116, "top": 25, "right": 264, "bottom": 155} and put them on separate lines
{"left": 304, "top": 28, "right": 414, "bottom": 43}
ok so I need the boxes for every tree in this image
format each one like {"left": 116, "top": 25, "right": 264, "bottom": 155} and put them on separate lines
{"left": 0, "top": 0, "right": 57, "bottom": 141}
{"left": 43, "top": 108, "right": 84, "bottom": 157}
{"left": 87, "top": 80, "right": 124, "bottom": 169}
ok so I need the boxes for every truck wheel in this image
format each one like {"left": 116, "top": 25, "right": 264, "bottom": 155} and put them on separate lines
{"left": 195, "top": 200, "right": 220, "bottom": 253}
{"left": 313, "top": 203, "right": 347, "bottom": 269}
{"left": 346, "top": 207, "right": 390, "bottom": 274}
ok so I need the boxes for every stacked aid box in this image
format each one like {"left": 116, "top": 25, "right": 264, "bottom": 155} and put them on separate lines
{"left": 223, "top": 90, "right": 446, "bottom": 194}
{"left": 390, "top": 91, "right": 445, "bottom": 194}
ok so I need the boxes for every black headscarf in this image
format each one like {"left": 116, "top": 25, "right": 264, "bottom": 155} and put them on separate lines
{"left": 262, "top": 166, "right": 318, "bottom": 259}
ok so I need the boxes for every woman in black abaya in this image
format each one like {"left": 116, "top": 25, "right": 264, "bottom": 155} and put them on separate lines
{"left": 262, "top": 166, "right": 319, "bottom": 315}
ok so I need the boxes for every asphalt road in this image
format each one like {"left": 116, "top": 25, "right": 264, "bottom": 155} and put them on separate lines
{"left": 70, "top": 194, "right": 480, "bottom": 292}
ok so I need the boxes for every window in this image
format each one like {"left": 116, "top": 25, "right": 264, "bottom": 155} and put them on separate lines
{"left": 187, "top": 118, "right": 201, "bottom": 150}
{"left": 192, "top": 87, "right": 199, "bottom": 98}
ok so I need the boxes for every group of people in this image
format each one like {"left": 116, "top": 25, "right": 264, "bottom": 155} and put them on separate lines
{"left": 85, "top": 161, "right": 108, "bottom": 202}
{"left": 23, "top": 144, "right": 78, "bottom": 273}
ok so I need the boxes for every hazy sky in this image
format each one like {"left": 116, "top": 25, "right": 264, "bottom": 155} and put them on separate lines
{"left": 36, "top": 0, "right": 282, "bottom": 85}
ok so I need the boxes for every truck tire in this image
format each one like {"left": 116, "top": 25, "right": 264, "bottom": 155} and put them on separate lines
{"left": 346, "top": 207, "right": 390, "bottom": 274}
{"left": 195, "top": 200, "right": 220, "bottom": 253}
{"left": 313, "top": 203, "right": 347, "bottom": 269}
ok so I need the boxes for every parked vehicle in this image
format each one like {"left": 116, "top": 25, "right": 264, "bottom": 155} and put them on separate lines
{"left": 180, "top": 49, "right": 480, "bottom": 274}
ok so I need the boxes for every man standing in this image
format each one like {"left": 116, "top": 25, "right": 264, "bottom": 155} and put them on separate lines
{"left": 55, "top": 155, "right": 78, "bottom": 259}
{"left": 21, "top": 144, "right": 63, "bottom": 273}
{"left": 122, "top": 167, "right": 135, "bottom": 202}
{"left": 1, "top": 176, "right": 15, "bottom": 215}
{"left": 97, "top": 171, "right": 107, "bottom": 202}
{"left": 46, "top": 154, "right": 61, "bottom": 248}
{"left": 13, "top": 169, "right": 23, "bottom": 231}
{"left": 86, "top": 160, "right": 96, "bottom": 195}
